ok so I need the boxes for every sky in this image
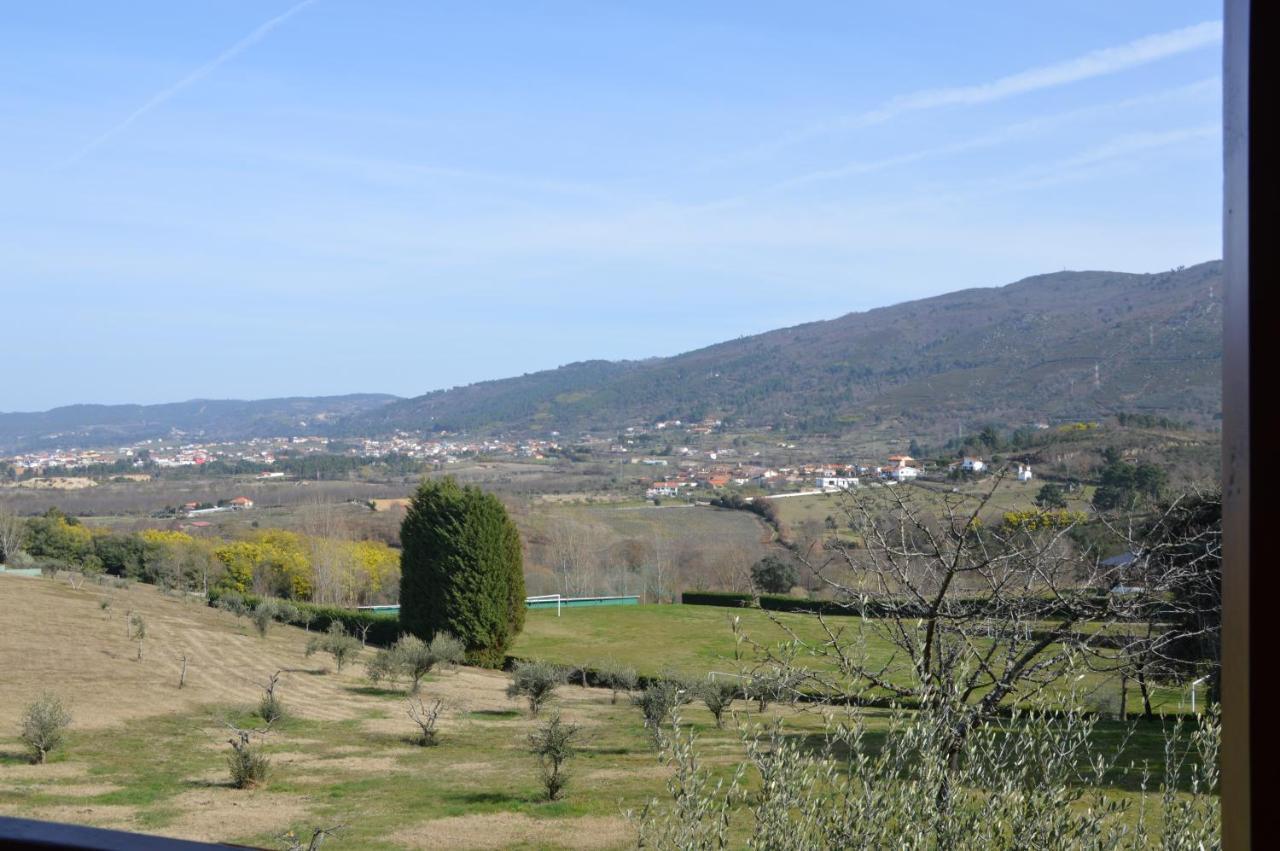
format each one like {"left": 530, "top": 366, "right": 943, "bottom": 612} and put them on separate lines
{"left": 0, "top": 1, "right": 1223, "bottom": 411}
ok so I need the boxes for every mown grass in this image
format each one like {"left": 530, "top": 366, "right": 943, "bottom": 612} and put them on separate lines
{"left": 515, "top": 605, "right": 1201, "bottom": 716}
{"left": 0, "top": 681, "right": 1207, "bottom": 849}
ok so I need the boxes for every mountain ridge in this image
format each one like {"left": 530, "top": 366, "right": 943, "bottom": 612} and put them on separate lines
{"left": 2, "top": 262, "right": 1223, "bottom": 451}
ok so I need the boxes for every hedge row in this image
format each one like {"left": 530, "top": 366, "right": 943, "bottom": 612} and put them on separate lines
{"left": 206, "top": 588, "right": 401, "bottom": 646}
{"left": 680, "top": 590, "right": 1116, "bottom": 620}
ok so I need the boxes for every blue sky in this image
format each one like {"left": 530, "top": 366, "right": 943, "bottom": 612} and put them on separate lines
{"left": 1, "top": 1, "right": 1222, "bottom": 411}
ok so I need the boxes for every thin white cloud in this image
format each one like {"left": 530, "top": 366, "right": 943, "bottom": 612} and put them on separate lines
{"left": 741, "top": 20, "right": 1222, "bottom": 160}
{"left": 62, "top": 0, "right": 319, "bottom": 167}
{"left": 769, "top": 77, "right": 1220, "bottom": 194}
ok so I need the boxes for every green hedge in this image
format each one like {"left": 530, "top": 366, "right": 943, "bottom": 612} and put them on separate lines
{"left": 680, "top": 590, "right": 1115, "bottom": 620}
{"left": 207, "top": 588, "right": 401, "bottom": 646}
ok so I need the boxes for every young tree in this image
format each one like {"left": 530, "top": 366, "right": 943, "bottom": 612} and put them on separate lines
{"left": 130, "top": 613, "right": 147, "bottom": 661}
{"left": 399, "top": 478, "right": 526, "bottom": 667}
{"left": 597, "top": 659, "right": 639, "bottom": 705}
{"left": 698, "top": 679, "right": 738, "bottom": 729}
{"left": 19, "top": 693, "right": 72, "bottom": 764}
{"left": 529, "top": 713, "right": 583, "bottom": 801}
{"left": 305, "top": 622, "right": 361, "bottom": 672}
{"left": 257, "top": 670, "right": 285, "bottom": 723}
{"left": 370, "top": 633, "right": 465, "bottom": 694}
{"left": 226, "top": 723, "right": 270, "bottom": 789}
{"left": 406, "top": 696, "right": 445, "bottom": 746}
{"left": 507, "top": 660, "right": 567, "bottom": 716}
{"left": 634, "top": 677, "right": 692, "bottom": 748}
{"left": 251, "top": 602, "right": 276, "bottom": 638}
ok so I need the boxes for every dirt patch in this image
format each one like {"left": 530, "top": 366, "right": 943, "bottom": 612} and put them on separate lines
{"left": 160, "top": 789, "right": 312, "bottom": 842}
{"left": 0, "top": 782, "right": 121, "bottom": 797}
{"left": 0, "top": 762, "right": 90, "bottom": 782}
{"left": 0, "top": 802, "right": 138, "bottom": 832}
{"left": 390, "top": 813, "right": 631, "bottom": 850}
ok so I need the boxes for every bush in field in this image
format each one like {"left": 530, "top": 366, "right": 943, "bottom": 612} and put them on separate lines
{"left": 635, "top": 677, "right": 693, "bottom": 747}
{"left": 257, "top": 671, "right": 285, "bottom": 723}
{"left": 226, "top": 726, "right": 270, "bottom": 789}
{"left": 529, "top": 713, "right": 584, "bottom": 801}
{"left": 305, "top": 623, "right": 361, "bottom": 672}
{"left": 506, "top": 660, "right": 567, "bottom": 716}
{"left": 20, "top": 693, "right": 71, "bottom": 764}
{"left": 406, "top": 696, "right": 445, "bottom": 746}
{"left": 750, "top": 555, "right": 798, "bottom": 594}
{"left": 598, "top": 660, "right": 639, "bottom": 705}
{"left": 273, "top": 601, "right": 300, "bottom": 625}
{"left": 370, "top": 633, "right": 466, "bottom": 694}
{"left": 399, "top": 477, "right": 526, "bottom": 667}
{"left": 251, "top": 602, "right": 276, "bottom": 638}
{"left": 747, "top": 667, "right": 801, "bottom": 711}
{"left": 216, "top": 591, "right": 248, "bottom": 617}
{"left": 698, "top": 679, "right": 739, "bottom": 729}
{"left": 130, "top": 613, "right": 147, "bottom": 661}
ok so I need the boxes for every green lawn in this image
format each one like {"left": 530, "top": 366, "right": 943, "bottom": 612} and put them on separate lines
{"left": 514, "top": 604, "right": 1203, "bottom": 716}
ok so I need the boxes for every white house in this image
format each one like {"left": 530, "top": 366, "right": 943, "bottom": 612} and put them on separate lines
{"left": 1016, "top": 463, "right": 1033, "bottom": 482}
{"left": 962, "top": 457, "right": 986, "bottom": 473}
{"left": 817, "top": 476, "right": 859, "bottom": 492}
{"left": 893, "top": 466, "right": 919, "bottom": 482}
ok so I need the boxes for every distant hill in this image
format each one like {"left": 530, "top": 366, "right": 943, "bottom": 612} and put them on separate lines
{"left": 343, "top": 262, "right": 1223, "bottom": 438}
{"left": 0, "top": 394, "right": 399, "bottom": 453}
{"left": 4, "top": 262, "right": 1222, "bottom": 451}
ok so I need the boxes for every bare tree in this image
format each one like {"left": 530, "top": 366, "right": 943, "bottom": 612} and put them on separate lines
{"left": 0, "top": 504, "right": 26, "bottom": 565}
{"left": 743, "top": 476, "right": 1217, "bottom": 802}
{"left": 406, "top": 696, "right": 444, "bottom": 746}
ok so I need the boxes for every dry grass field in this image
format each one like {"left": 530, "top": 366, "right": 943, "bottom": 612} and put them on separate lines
{"left": 0, "top": 573, "right": 670, "bottom": 848}
{"left": 0, "top": 573, "right": 1207, "bottom": 848}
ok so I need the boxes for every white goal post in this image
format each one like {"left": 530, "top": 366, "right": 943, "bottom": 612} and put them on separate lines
{"left": 525, "top": 593, "right": 562, "bottom": 616}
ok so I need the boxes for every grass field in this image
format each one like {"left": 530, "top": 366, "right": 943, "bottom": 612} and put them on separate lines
{"left": 1, "top": 575, "right": 1209, "bottom": 848}
{"left": 514, "top": 605, "right": 1201, "bottom": 716}
{"left": 768, "top": 477, "right": 1095, "bottom": 533}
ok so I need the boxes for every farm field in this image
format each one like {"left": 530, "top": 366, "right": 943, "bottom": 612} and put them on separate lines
{"left": 1, "top": 575, "right": 1208, "bottom": 848}
{"left": 768, "top": 478, "right": 1094, "bottom": 532}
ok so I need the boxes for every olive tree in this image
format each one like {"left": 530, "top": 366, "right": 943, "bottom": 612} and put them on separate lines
{"left": 507, "top": 660, "right": 567, "bottom": 716}
{"left": 20, "top": 693, "right": 71, "bottom": 764}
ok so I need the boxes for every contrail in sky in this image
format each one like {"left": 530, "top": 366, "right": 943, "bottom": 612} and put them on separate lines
{"left": 62, "top": 0, "right": 319, "bottom": 167}
{"left": 733, "top": 20, "right": 1222, "bottom": 162}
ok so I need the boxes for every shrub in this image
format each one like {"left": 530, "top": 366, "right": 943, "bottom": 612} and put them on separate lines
{"left": 130, "top": 613, "right": 147, "bottom": 661}
{"left": 635, "top": 678, "right": 692, "bottom": 747}
{"left": 506, "top": 660, "right": 567, "bottom": 716}
{"left": 406, "top": 696, "right": 444, "bottom": 746}
{"left": 215, "top": 591, "right": 248, "bottom": 617}
{"left": 20, "top": 693, "right": 71, "bottom": 764}
{"left": 747, "top": 667, "right": 801, "bottom": 711}
{"left": 251, "top": 602, "right": 276, "bottom": 638}
{"left": 369, "top": 633, "right": 466, "bottom": 694}
{"left": 306, "top": 623, "right": 362, "bottom": 672}
{"left": 399, "top": 477, "right": 526, "bottom": 667}
{"left": 699, "top": 679, "right": 738, "bottom": 728}
{"left": 226, "top": 727, "right": 270, "bottom": 788}
{"left": 750, "top": 555, "right": 798, "bottom": 594}
{"left": 529, "top": 713, "right": 583, "bottom": 801}
{"left": 257, "top": 671, "right": 285, "bottom": 723}
{"left": 597, "top": 659, "right": 639, "bottom": 705}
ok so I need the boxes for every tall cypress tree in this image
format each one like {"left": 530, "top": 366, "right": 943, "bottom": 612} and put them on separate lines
{"left": 399, "top": 477, "right": 526, "bottom": 667}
